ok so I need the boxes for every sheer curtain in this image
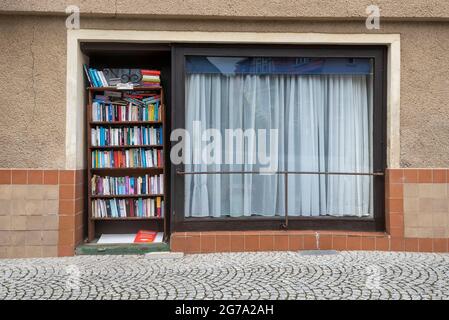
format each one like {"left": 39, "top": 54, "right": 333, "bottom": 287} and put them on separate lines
{"left": 184, "top": 73, "right": 373, "bottom": 218}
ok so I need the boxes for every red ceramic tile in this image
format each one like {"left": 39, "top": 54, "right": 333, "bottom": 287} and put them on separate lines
{"left": 389, "top": 169, "right": 403, "bottom": 184}
{"left": 389, "top": 199, "right": 404, "bottom": 214}
{"left": 332, "top": 235, "right": 347, "bottom": 250}
{"left": 28, "top": 170, "right": 43, "bottom": 184}
{"left": 230, "top": 235, "right": 245, "bottom": 252}
{"left": 200, "top": 235, "right": 216, "bottom": 253}
{"left": 303, "top": 235, "right": 318, "bottom": 250}
{"left": 433, "top": 239, "right": 448, "bottom": 253}
{"left": 418, "top": 238, "right": 433, "bottom": 252}
{"left": 43, "top": 170, "right": 59, "bottom": 185}
{"left": 390, "top": 237, "right": 404, "bottom": 251}
{"left": 346, "top": 236, "right": 362, "bottom": 250}
{"left": 58, "top": 245, "right": 75, "bottom": 257}
{"left": 259, "top": 235, "right": 274, "bottom": 251}
{"left": 274, "top": 235, "right": 289, "bottom": 251}
{"left": 361, "top": 237, "right": 376, "bottom": 250}
{"left": 244, "top": 235, "right": 260, "bottom": 251}
{"left": 403, "top": 169, "right": 418, "bottom": 183}
{"left": 319, "top": 235, "right": 332, "bottom": 250}
{"left": 375, "top": 237, "right": 390, "bottom": 251}
{"left": 170, "top": 235, "right": 185, "bottom": 252}
{"left": 388, "top": 183, "right": 403, "bottom": 199}
{"left": 185, "top": 235, "right": 201, "bottom": 253}
{"left": 405, "top": 238, "right": 419, "bottom": 252}
{"left": 216, "top": 235, "right": 231, "bottom": 252}
{"left": 59, "top": 170, "right": 76, "bottom": 185}
{"left": 0, "top": 170, "right": 12, "bottom": 184}
{"left": 432, "top": 169, "right": 447, "bottom": 183}
{"left": 418, "top": 169, "right": 432, "bottom": 183}
{"left": 11, "top": 170, "right": 27, "bottom": 184}
{"left": 289, "top": 235, "right": 303, "bottom": 251}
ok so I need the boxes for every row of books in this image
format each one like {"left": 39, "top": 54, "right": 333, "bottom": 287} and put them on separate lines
{"left": 91, "top": 174, "right": 164, "bottom": 196}
{"left": 141, "top": 70, "right": 161, "bottom": 87}
{"left": 92, "top": 197, "right": 164, "bottom": 218}
{"left": 91, "top": 148, "right": 163, "bottom": 168}
{"left": 92, "top": 101, "right": 162, "bottom": 122}
{"left": 84, "top": 66, "right": 110, "bottom": 88}
{"left": 91, "top": 126, "right": 163, "bottom": 147}
{"left": 84, "top": 66, "right": 162, "bottom": 88}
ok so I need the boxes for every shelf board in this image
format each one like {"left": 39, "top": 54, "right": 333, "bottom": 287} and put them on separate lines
{"left": 90, "top": 167, "right": 164, "bottom": 174}
{"left": 91, "top": 194, "right": 164, "bottom": 199}
{"left": 91, "top": 217, "right": 163, "bottom": 221}
{"left": 90, "top": 121, "right": 162, "bottom": 126}
{"left": 90, "top": 145, "right": 163, "bottom": 150}
{"left": 88, "top": 86, "right": 162, "bottom": 91}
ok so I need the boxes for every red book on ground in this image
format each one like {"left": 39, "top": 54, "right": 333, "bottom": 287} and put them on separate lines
{"left": 134, "top": 230, "right": 157, "bottom": 243}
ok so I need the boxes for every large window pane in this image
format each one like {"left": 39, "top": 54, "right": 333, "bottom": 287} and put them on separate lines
{"left": 184, "top": 56, "right": 373, "bottom": 218}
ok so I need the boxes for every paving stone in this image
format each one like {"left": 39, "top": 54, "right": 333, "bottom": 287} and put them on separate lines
{"left": 0, "top": 251, "right": 449, "bottom": 299}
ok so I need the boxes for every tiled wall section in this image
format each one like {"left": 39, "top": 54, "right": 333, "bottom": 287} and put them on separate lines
{"left": 171, "top": 168, "right": 449, "bottom": 254}
{"left": 0, "top": 169, "right": 85, "bottom": 258}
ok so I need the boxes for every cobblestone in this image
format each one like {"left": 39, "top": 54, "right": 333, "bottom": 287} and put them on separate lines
{"left": 1, "top": 251, "right": 449, "bottom": 300}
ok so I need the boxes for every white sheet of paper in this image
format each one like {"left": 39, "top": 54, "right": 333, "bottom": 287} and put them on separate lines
{"left": 97, "top": 234, "right": 136, "bottom": 244}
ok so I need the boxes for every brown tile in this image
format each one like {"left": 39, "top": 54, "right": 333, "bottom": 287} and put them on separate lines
{"left": 418, "top": 169, "right": 432, "bottom": 183}
{"left": 60, "top": 215, "right": 76, "bottom": 233}
{"left": 346, "top": 236, "right": 362, "bottom": 250}
{"left": 390, "top": 237, "right": 404, "bottom": 251}
{"left": 432, "top": 169, "right": 447, "bottom": 183}
{"left": 59, "top": 200, "right": 76, "bottom": 215}
{"left": 26, "top": 216, "right": 43, "bottom": 230}
{"left": 200, "top": 235, "right": 215, "bottom": 253}
{"left": 58, "top": 230, "right": 75, "bottom": 246}
{"left": 403, "top": 169, "right": 418, "bottom": 183}
{"left": 389, "top": 227, "right": 404, "bottom": 237}
{"left": 289, "top": 235, "right": 303, "bottom": 251}
{"left": 319, "top": 235, "right": 332, "bottom": 250}
{"left": 388, "top": 183, "right": 403, "bottom": 199}
{"left": 0, "top": 170, "right": 11, "bottom": 184}
{"left": 11, "top": 170, "right": 27, "bottom": 184}
{"left": 215, "top": 234, "right": 231, "bottom": 252}
{"left": 273, "top": 235, "right": 288, "bottom": 251}
{"left": 405, "top": 238, "right": 419, "bottom": 252}
{"left": 28, "top": 170, "right": 43, "bottom": 184}
{"left": 433, "top": 238, "right": 448, "bottom": 253}
{"left": 361, "top": 237, "right": 375, "bottom": 250}
{"left": 170, "top": 235, "right": 185, "bottom": 252}
{"left": 389, "top": 199, "right": 403, "bottom": 214}
{"left": 59, "top": 185, "right": 75, "bottom": 200}
{"left": 43, "top": 170, "right": 59, "bottom": 185}
{"left": 375, "top": 237, "right": 390, "bottom": 251}
{"left": 389, "top": 169, "right": 403, "bottom": 184}
{"left": 303, "top": 235, "right": 318, "bottom": 250}
{"left": 332, "top": 235, "right": 347, "bottom": 250}
{"left": 184, "top": 235, "right": 200, "bottom": 253}
{"left": 259, "top": 235, "right": 274, "bottom": 251}
{"left": 244, "top": 235, "right": 259, "bottom": 252}
{"left": 59, "top": 170, "right": 76, "bottom": 185}
{"left": 230, "top": 234, "right": 244, "bottom": 252}
{"left": 418, "top": 238, "right": 433, "bottom": 252}
{"left": 42, "top": 246, "right": 58, "bottom": 257}
{"left": 42, "top": 231, "right": 58, "bottom": 246}
{"left": 58, "top": 245, "right": 74, "bottom": 257}
{"left": 389, "top": 214, "right": 404, "bottom": 229}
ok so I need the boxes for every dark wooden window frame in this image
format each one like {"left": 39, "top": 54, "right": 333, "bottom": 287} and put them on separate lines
{"left": 171, "top": 44, "right": 387, "bottom": 233}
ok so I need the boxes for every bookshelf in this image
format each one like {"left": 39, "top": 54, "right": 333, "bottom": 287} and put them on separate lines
{"left": 86, "top": 86, "right": 168, "bottom": 242}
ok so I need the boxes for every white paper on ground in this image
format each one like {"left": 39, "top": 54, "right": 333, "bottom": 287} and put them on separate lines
{"left": 97, "top": 234, "right": 136, "bottom": 244}
{"left": 97, "top": 232, "right": 165, "bottom": 244}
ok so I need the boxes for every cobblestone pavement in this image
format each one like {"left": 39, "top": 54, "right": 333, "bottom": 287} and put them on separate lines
{"left": 1, "top": 251, "right": 449, "bottom": 300}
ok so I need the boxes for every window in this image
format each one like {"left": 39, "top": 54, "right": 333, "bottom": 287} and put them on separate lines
{"left": 173, "top": 45, "right": 386, "bottom": 231}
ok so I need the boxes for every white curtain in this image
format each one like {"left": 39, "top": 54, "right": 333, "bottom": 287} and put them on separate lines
{"left": 184, "top": 73, "right": 373, "bottom": 218}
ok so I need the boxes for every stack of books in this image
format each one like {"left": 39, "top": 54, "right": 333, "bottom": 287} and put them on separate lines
{"left": 141, "top": 70, "right": 161, "bottom": 87}
{"left": 84, "top": 65, "right": 109, "bottom": 87}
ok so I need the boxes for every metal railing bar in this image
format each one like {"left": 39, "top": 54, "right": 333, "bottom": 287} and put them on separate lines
{"left": 176, "top": 170, "right": 384, "bottom": 176}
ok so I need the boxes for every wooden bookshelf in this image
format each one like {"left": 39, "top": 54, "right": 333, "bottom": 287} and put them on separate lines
{"left": 87, "top": 87, "right": 168, "bottom": 242}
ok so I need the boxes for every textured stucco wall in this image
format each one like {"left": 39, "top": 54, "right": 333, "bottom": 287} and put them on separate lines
{"left": 1, "top": 0, "right": 449, "bottom": 20}
{"left": 0, "top": 14, "right": 449, "bottom": 168}
{"left": 0, "top": 16, "right": 66, "bottom": 168}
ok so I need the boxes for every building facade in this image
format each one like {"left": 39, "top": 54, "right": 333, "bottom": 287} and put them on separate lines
{"left": 1, "top": 1, "right": 449, "bottom": 258}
